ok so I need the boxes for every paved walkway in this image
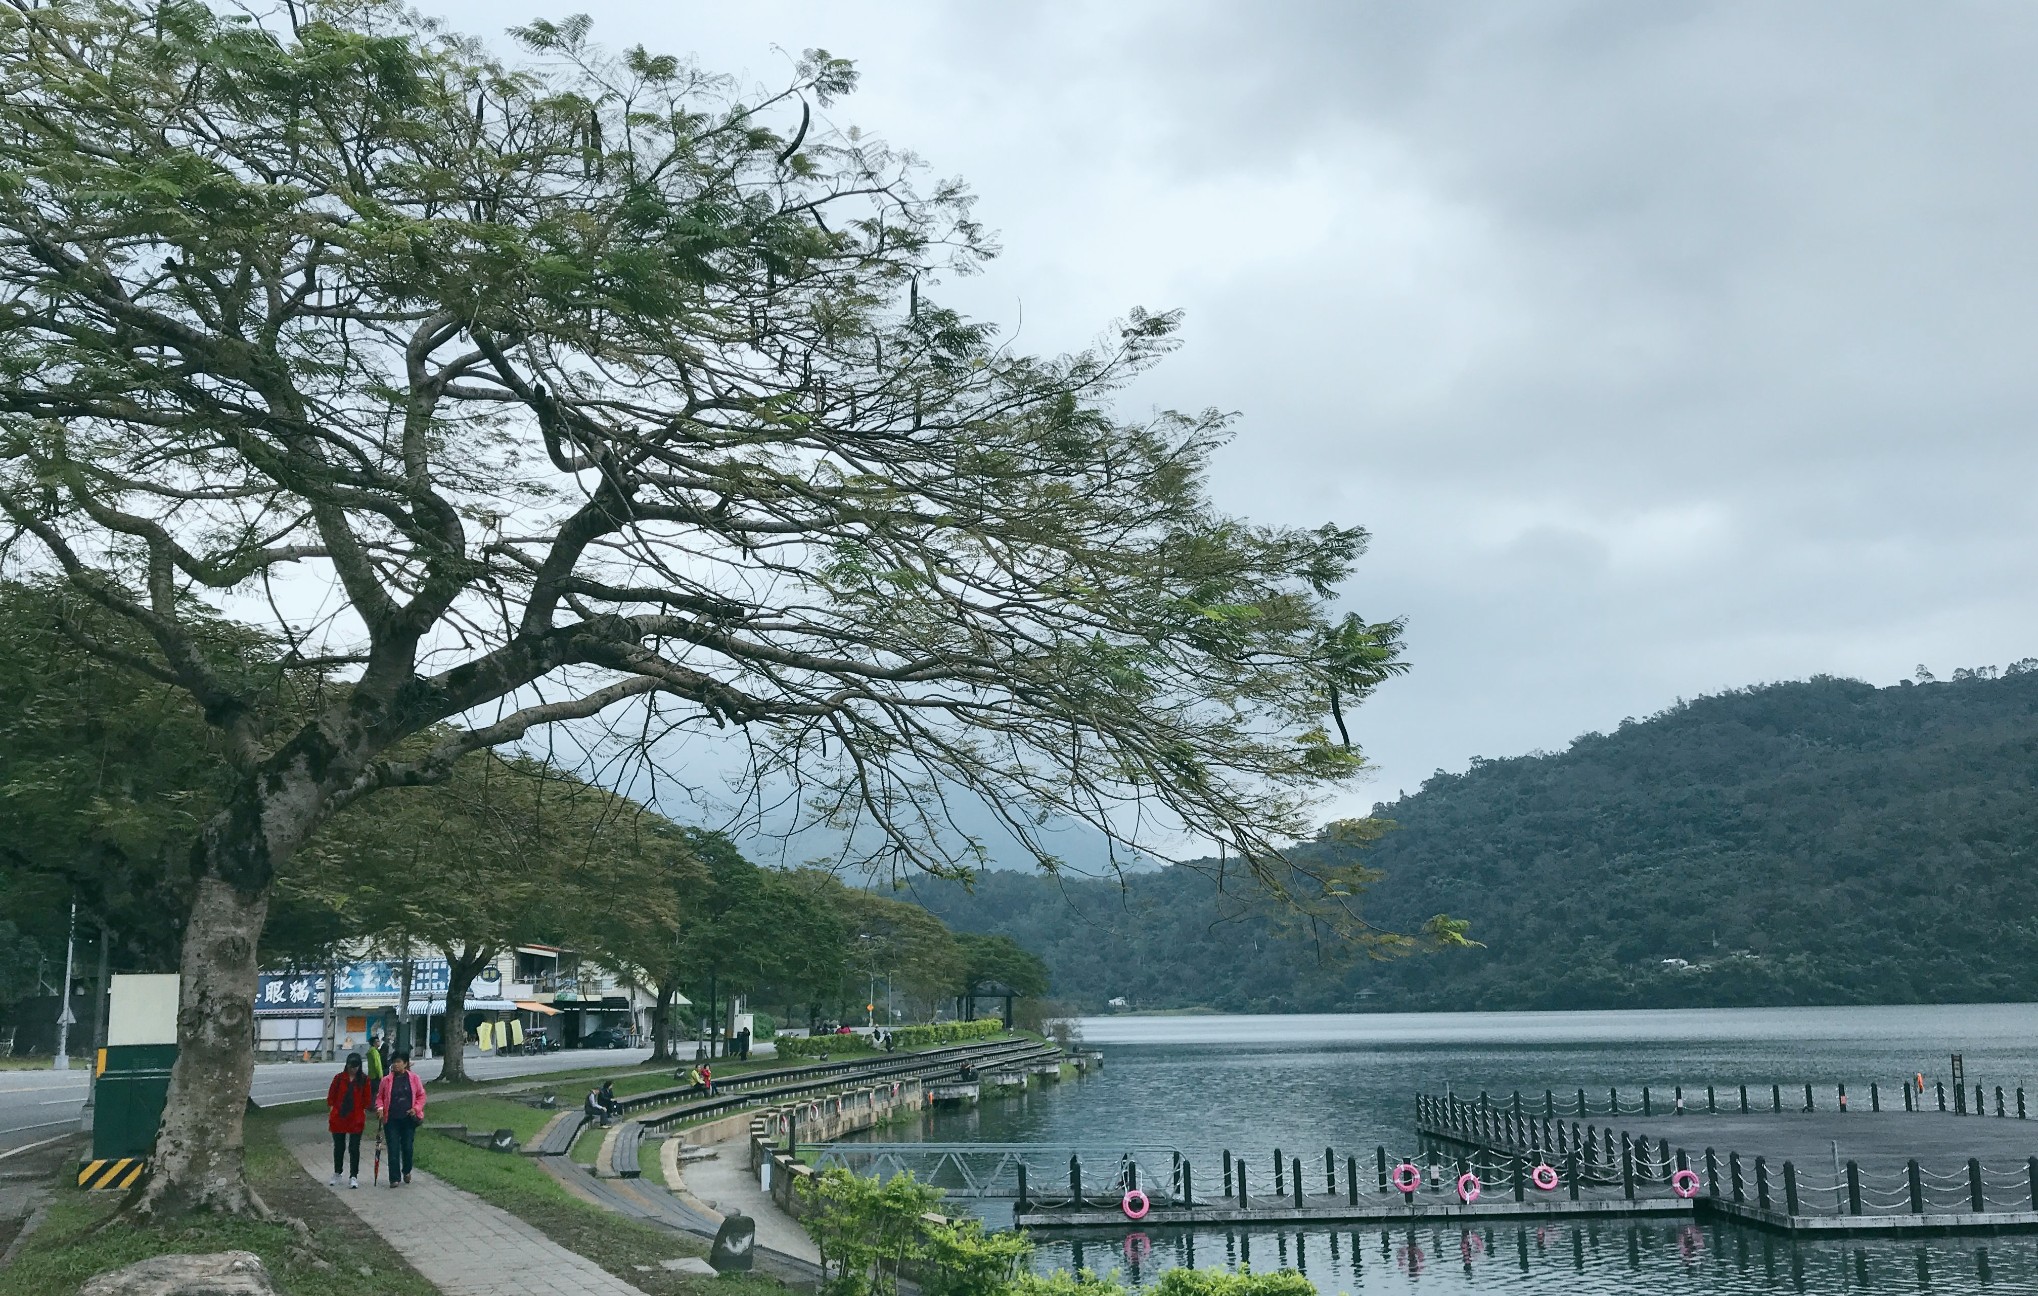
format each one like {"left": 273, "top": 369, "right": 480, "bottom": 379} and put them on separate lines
{"left": 282, "top": 1117, "right": 649, "bottom": 1296}
{"left": 679, "top": 1129, "right": 821, "bottom": 1265}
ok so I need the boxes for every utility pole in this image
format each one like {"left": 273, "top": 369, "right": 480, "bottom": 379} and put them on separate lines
{"left": 83, "top": 920, "right": 109, "bottom": 1110}
{"left": 53, "top": 901, "right": 76, "bottom": 1070}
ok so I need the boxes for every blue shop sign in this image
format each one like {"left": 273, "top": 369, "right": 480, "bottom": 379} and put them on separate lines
{"left": 255, "top": 959, "right": 453, "bottom": 1015}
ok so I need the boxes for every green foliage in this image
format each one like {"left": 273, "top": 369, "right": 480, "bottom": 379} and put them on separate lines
{"left": 890, "top": 1019, "right": 1006, "bottom": 1048}
{"left": 1151, "top": 1270, "right": 1315, "bottom": 1296}
{"left": 920, "top": 671, "right": 2038, "bottom": 1011}
{"left": 775, "top": 1033, "right": 873, "bottom": 1060}
{"left": 798, "top": 1168, "right": 1028, "bottom": 1296}
{"left": 957, "top": 933, "right": 1051, "bottom": 1000}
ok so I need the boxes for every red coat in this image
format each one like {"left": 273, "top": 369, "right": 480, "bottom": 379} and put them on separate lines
{"left": 327, "top": 1071, "right": 373, "bottom": 1134}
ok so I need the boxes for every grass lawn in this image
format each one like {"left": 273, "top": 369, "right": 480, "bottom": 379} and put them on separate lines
{"left": 569, "top": 1123, "right": 604, "bottom": 1166}
{"left": 414, "top": 1134, "right": 782, "bottom": 1296}
{"left": 3, "top": 1103, "right": 438, "bottom": 1296}
{"left": 424, "top": 1094, "right": 559, "bottom": 1146}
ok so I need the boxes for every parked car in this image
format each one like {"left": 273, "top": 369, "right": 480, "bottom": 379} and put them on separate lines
{"left": 577, "top": 1027, "right": 632, "bottom": 1049}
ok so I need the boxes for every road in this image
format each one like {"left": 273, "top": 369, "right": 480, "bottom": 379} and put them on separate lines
{"left": 0, "top": 1047, "right": 655, "bottom": 1160}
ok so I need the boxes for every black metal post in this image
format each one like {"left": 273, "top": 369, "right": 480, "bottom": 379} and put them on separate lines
{"left": 2021, "top": 1088, "right": 2029, "bottom": 1120}
{"left": 1643, "top": 1086, "right": 1652, "bottom": 1117}
{"left": 1905, "top": 1082, "right": 1913, "bottom": 1112}
{"left": 1997, "top": 1086, "right": 2006, "bottom": 1118}
{"left": 1223, "top": 1150, "right": 1233, "bottom": 1196}
{"left": 1708, "top": 1084, "right": 1717, "bottom": 1114}
{"left": 1838, "top": 1082, "right": 1847, "bottom": 1112}
{"left": 1871, "top": 1082, "right": 1879, "bottom": 1113}
{"left": 1847, "top": 1161, "right": 1861, "bottom": 1215}
{"left": 1291, "top": 1156, "right": 1303, "bottom": 1209}
{"left": 1274, "top": 1149, "right": 1284, "bottom": 1195}
{"left": 1804, "top": 1082, "right": 1814, "bottom": 1112}
{"left": 1740, "top": 1083, "right": 1749, "bottom": 1114}
{"left": 1706, "top": 1147, "right": 1719, "bottom": 1197}
{"left": 1376, "top": 1146, "right": 1387, "bottom": 1192}
{"left": 1545, "top": 1089, "right": 1555, "bottom": 1117}
{"left": 1938, "top": 1081, "right": 1947, "bottom": 1112}
{"left": 1783, "top": 1162, "right": 1799, "bottom": 1215}
{"left": 1016, "top": 1164, "right": 1029, "bottom": 1215}
{"left": 1238, "top": 1158, "right": 1249, "bottom": 1210}
{"left": 1756, "top": 1157, "right": 1771, "bottom": 1212}
{"left": 1610, "top": 1086, "right": 1619, "bottom": 1115}
{"left": 1621, "top": 1136, "right": 1635, "bottom": 1200}
{"left": 1908, "top": 1159, "right": 1923, "bottom": 1213}
{"left": 1567, "top": 1148, "right": 1580, "bottom": 1200}
{"left": 1181, "top": 1159, "right": 1193, "bottom": 1208}
{"left": 2029, "top": 1157, "right": 2038, "bottom": 1211}
{"left": 1325, "top": 1147, "right": 1336, "bottom": 1195}
{"left": 1513, "top": 1090, "right": 1523, "bottom": 1118}
{"left": 1970, "top": 1159, "right": 1985, "bottom": 1212}
{"left": 1730, "top": 1152, "right": 1744, "bottom": 1203}
{"left": 1773, "top": 1083, "right": 1782, "bottom": 1113}
{"left": 1977, "top": 1084, "right": 1987, "bottom": 1118}
{"left": 1346, "top": 1156, "right": 1358, "bottom": 1206}
{"left": 1577, "top": 1088, "right": 1587, "bottom": 1117}
{"left": 1070, "top": 1155, "right": 1083, "bottom": 1207}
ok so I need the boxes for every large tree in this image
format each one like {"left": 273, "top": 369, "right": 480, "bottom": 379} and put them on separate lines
{"left": 0, "top": 0, "right": 1406, "bottom": 1216}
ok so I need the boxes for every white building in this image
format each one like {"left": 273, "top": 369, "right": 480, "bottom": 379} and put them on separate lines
{"left": 254, "top": 944, "right": 668, "bottom": 1059}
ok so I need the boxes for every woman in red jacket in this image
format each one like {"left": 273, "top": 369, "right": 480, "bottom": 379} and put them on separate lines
{"left": 326, "top": 1053, "right": 372, "bottom": 1188}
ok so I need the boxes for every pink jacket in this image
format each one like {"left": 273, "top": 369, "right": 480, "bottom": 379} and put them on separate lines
{"left": 374, "top": 1071, "right": 426, "bottom": 1122}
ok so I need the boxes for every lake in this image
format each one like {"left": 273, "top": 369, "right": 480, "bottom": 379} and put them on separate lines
{"left": 855, "top": 1006, "right": 2038, "bottom": 1292}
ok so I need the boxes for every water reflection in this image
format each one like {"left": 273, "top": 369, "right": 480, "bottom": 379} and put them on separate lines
{"left": 1032, "top": 1223, "right": 2037, "bottom": 1293}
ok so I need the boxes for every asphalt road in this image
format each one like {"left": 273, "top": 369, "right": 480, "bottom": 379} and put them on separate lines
{"left": 0, "top": 1047, "right": 655, "bottom": 1160}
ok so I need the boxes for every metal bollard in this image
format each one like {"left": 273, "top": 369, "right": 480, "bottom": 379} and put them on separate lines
{"left": 1238, "top": 1158, "right": 1249, "bottom": 1210}
{"left": 1567, "top": 1148, "right": 1580, "bottom": 1201}
{"left": 1908, "top": 1159, "right": 1923, "bottom": 1213}
{"left": 1223, "top": 1150, "right": 1233, "bottom": 1197}
{"left": 1970, "top": 1158, "right": 1985, "bottom": 1213}
{"left": 1325, "top": 1147, "right": 1336, "bottom": 1195}
{"left": 1756, "top": 1157, "right": 1771, "bottom": 1212}
{"left": 1274, "top": 1150, "right": 1284, "bottom": 1195}
{"left": 1291, "top": 1156, "right": 1303, "bottom": 1209}
{"left": 1347, "top": 1155, "right": 1358, "bottom": 1206}
{"left": 1847, "top": 1161, "right": 1861, "bottom": 1215}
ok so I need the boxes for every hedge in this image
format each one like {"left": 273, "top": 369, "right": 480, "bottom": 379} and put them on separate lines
{"left": 773, "top": 1033, "right": 872, "bottom": 1060}
{"left": 771, "top": 1018, "right": 1007, "bottom": 1060}
{"left": 888, "top": 1019, "right": 1006, "bottom": 1049}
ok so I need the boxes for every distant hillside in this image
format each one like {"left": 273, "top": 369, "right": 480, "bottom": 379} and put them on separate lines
{"left": 913, "top": 670, "right": 2038, "bottom": 1011}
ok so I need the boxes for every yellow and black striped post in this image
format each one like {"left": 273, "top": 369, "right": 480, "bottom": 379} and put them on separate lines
{"left": 77, "top": 1157, "right": 147, "bottom": 1191}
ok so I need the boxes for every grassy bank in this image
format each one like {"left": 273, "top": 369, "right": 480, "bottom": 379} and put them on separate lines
{"left": 3, "top": 1103, "right": 437, "bottom": 1296}
{"left": 412, "top": 1133, "right": 779, "bottom": 1296}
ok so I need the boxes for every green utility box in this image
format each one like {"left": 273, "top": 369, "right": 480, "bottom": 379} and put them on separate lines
{"left": 91, "top": 973, "right": 181, "bottom": 1164}
{"left": 94, "top": 1043, "right": 176, "bottom": 1160}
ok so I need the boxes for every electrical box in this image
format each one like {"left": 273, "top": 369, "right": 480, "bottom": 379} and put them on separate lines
{"left": 94, "top": 975, "right": 180, "bottom": 1161}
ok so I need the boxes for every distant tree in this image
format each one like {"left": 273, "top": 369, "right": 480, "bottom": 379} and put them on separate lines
{"left": 954, "top": 933, "right": 1050, "bottom": 1021}
{"left": 0, "top": 0, "right": 1402, "bottom": 1215}
{"left": 289, "top": 752, "right": 673, "bottom": 1082}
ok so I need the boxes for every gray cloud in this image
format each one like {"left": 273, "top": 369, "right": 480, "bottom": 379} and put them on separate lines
{"left": 433, "top": 0, "right": 2038, "bottom": 821}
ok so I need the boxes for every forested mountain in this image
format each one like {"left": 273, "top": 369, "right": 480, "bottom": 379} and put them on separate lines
{"left": 914, "top": 669, "right": 2038, "bottom": 1012}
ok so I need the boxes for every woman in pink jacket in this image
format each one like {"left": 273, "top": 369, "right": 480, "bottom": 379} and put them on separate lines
{"left": 374, "top": 1052, "right": 426, "bottom": 1187}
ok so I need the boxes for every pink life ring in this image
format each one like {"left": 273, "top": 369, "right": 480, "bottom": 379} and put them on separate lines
{"left": 1121, "top": 1188, "right": 1151, "bottom": 1220}
{"left": 1457, "top": 1172, "right": 1481, "bottom": 1204}
{"left": 1530, "top": 1163, "right": 1560, "bottom": 1192}
{"left": 1391, "top": 1162, "right": 1422, "bottom": 1193}
{"left": 1671, "top": 1168, "right": 1701, "bottom": 1199}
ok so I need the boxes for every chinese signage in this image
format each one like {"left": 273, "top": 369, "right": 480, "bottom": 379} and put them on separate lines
{"left": 255, "top": 958, "right": 500, "bottom": 1015}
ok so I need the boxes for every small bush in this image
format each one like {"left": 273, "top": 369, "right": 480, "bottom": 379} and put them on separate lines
{"left": 775, "top": 1033, "right": 873, "bottom": 1060}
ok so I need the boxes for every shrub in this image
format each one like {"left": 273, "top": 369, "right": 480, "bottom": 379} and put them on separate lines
{"left": 889, "top": 1019, "right": 1006, "bottom": 1049}
{"left": 774, "top": 1033, "right": 873, "bottom": 1060}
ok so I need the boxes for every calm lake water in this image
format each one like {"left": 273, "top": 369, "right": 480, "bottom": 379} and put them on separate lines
{"left": 859, "top": 1006, "right": 2038, "bottom": 1292}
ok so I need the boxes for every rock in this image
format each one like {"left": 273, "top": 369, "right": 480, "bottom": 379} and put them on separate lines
{"left": 80, "top": 1251, "right": 278, "bottom": 1296}
{"left": 708, "top": 1213, "right": 755, "bottom": 1273}
{"left": 660, "top": 1256, "right": 717, "bottom": 1275}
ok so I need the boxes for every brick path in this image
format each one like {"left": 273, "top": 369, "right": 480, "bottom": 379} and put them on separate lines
{"left": 283, "top": 1117, "right": 649, "bottom": 1296}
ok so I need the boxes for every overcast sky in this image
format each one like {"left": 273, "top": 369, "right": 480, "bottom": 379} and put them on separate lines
{"left": 433, "top": 0, "right": 2038, "bottom": 818}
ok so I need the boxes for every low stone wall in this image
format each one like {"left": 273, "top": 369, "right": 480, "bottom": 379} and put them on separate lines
{"left": 746, "top": 1078, "right": 923, "bottom": 1220}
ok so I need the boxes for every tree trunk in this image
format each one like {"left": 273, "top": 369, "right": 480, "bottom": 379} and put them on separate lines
{"left": 128, "top": 876, "right": 272, "bottom": 1219}
{"left": 435, "top": 947, "right": 491, "bottom": 1085}
{"left": 649, "top": 981, "right": 676, "bottom": 1063}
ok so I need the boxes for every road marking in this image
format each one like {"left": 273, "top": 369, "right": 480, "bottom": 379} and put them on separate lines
{"left": 0, "top": 1118, "right": 75, "bottom": 1136}
{"left": 0, "top": 1133, "right": 71, "bottom": 1161}
{"left": 40, "top": 1098, "right": 82, "bottom": 1105}
{"left": 0, "top": 1082, "right": 89, "bottom": 1095}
